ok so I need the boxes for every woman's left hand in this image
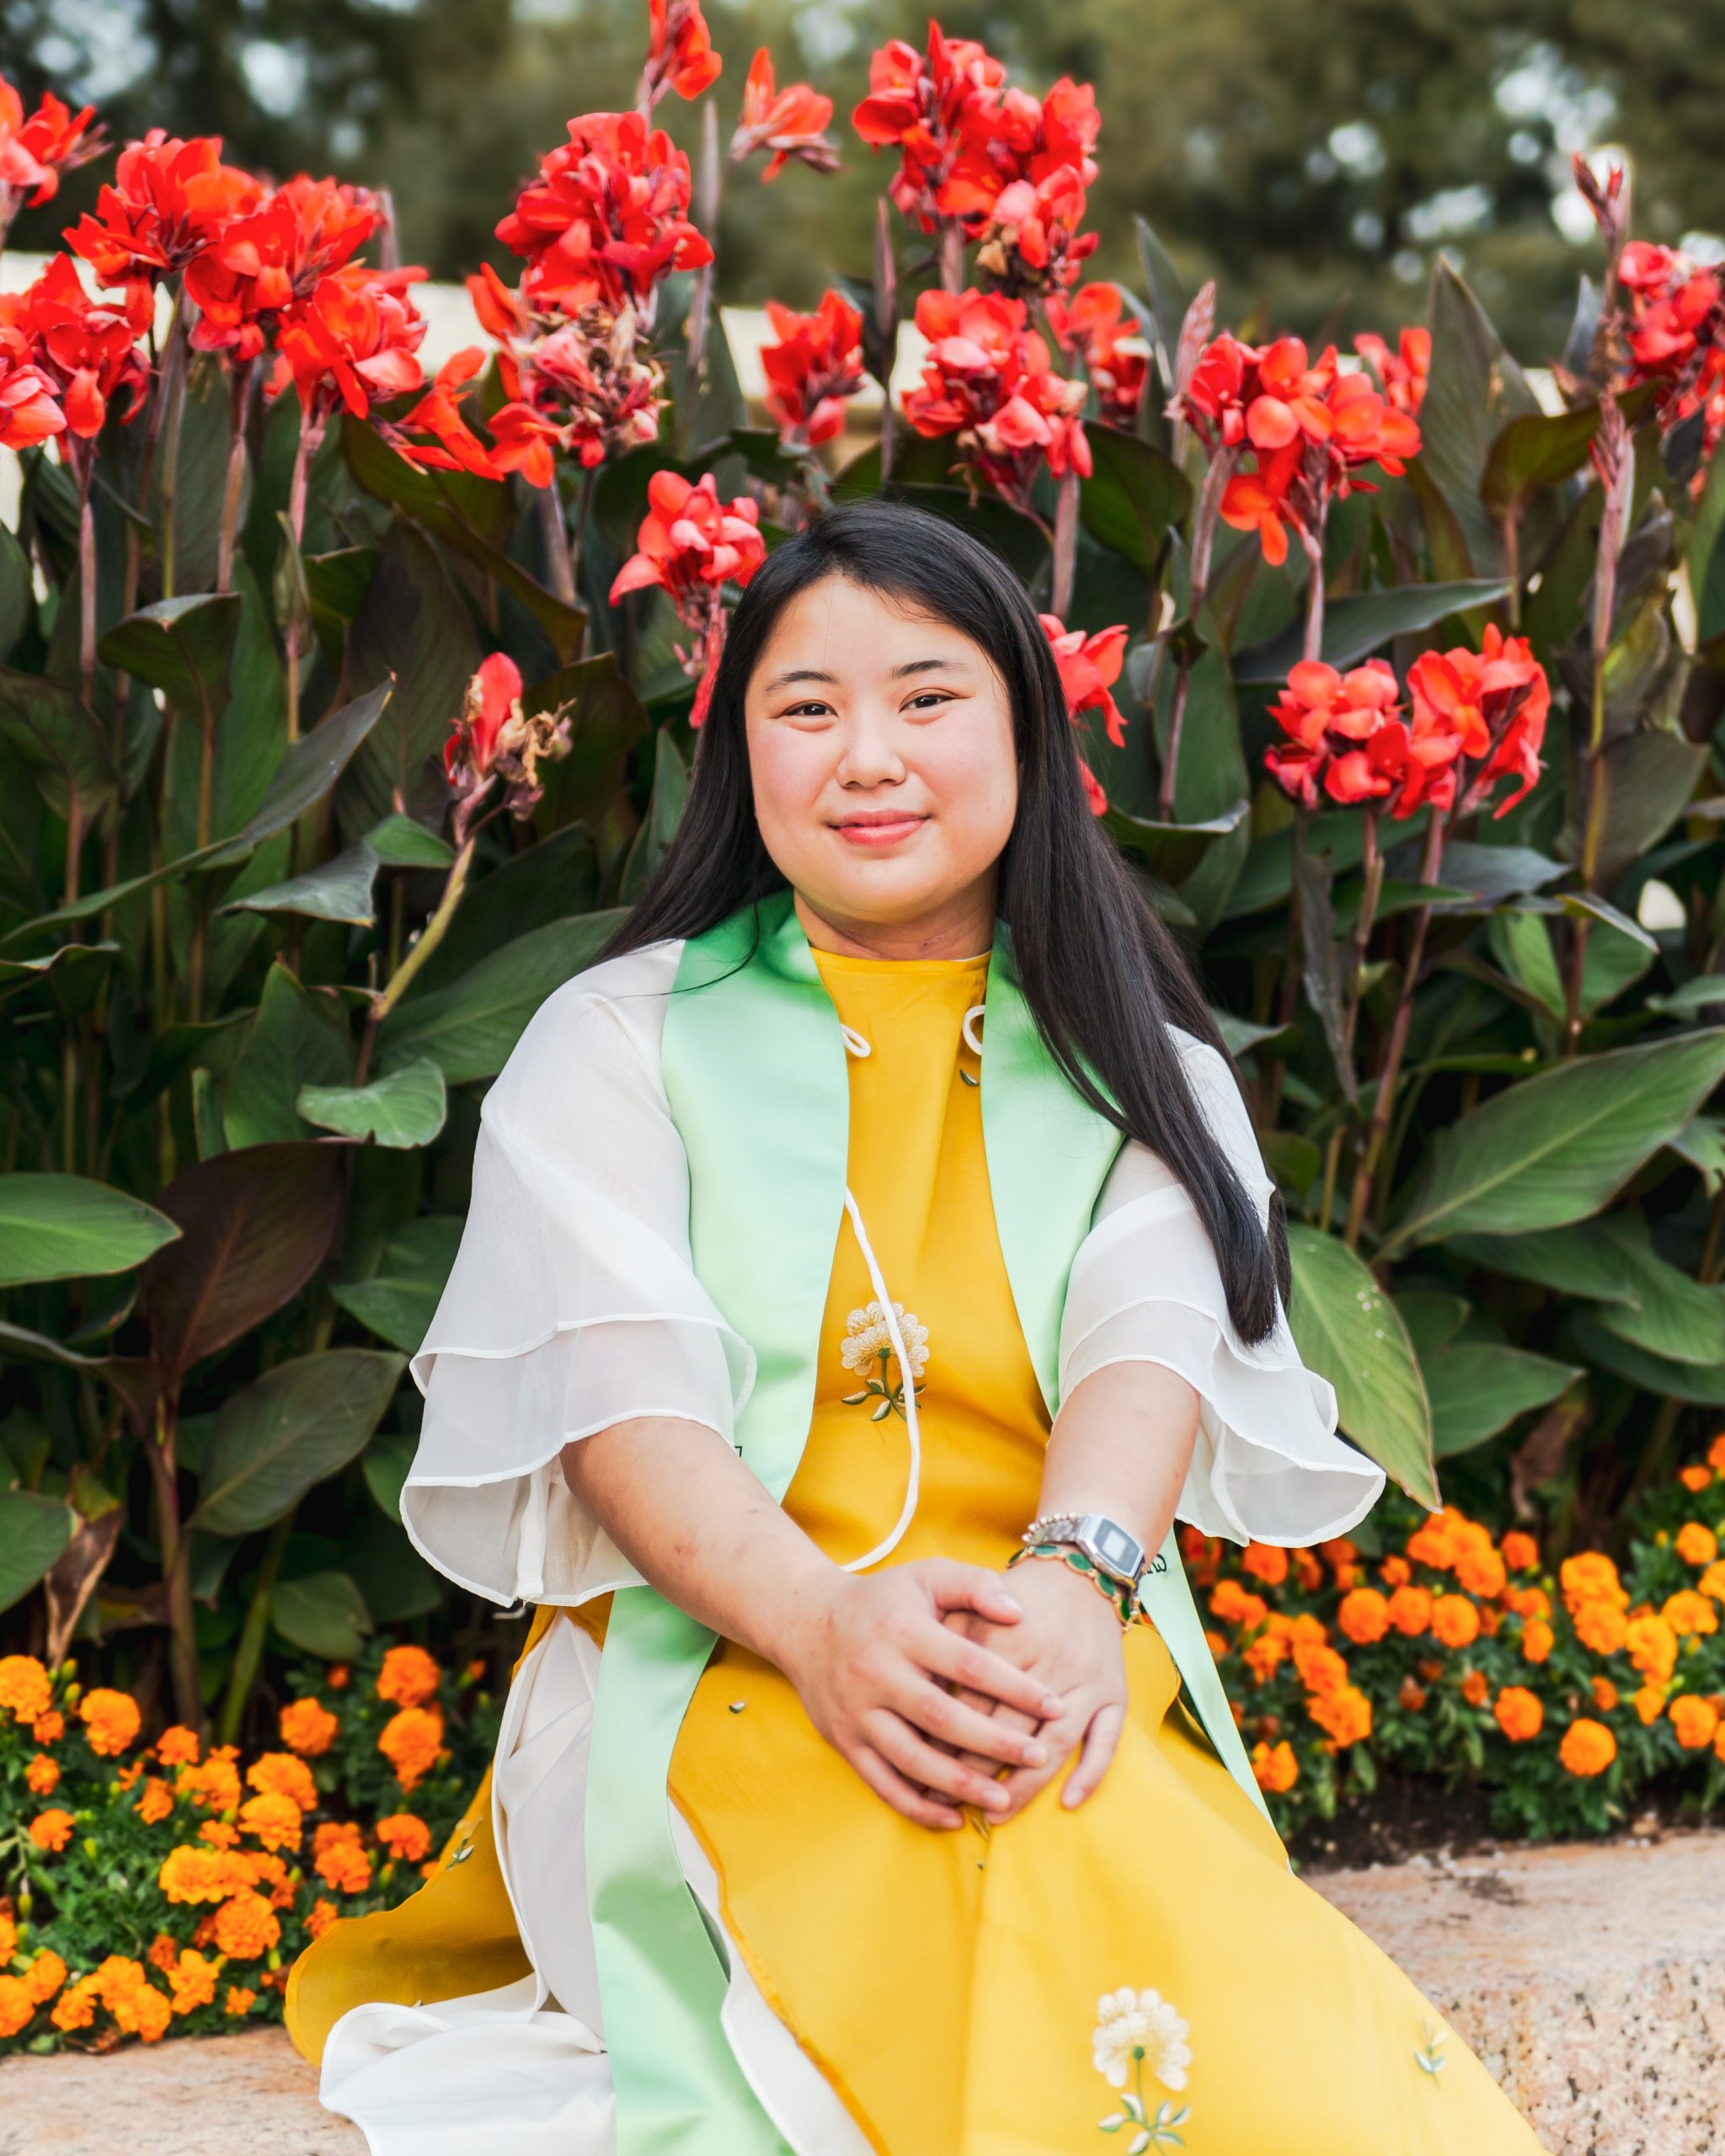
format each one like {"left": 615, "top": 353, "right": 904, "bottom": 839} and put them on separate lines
{"left": 941, "top": 1557, "right": 1130, "bottom": 1820}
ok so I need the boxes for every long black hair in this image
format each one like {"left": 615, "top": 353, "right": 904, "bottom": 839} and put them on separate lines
{"left": 602, "top": 498, "right": 1289, "bottom": 1345}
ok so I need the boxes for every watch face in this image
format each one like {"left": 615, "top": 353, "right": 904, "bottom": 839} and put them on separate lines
{"left": 1096, "top": 1522, "right": 1136, "bottom": 1570}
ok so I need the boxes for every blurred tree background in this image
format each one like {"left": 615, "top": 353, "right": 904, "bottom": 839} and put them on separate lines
{"left": 3, "top": 0, "right": 1724, "bottom": 369}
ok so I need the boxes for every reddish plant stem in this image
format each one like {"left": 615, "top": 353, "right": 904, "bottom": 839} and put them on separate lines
{"left": 1051, "top": 469, "right": 1079, "bottom": 619}
{"left": 939, "top": 219, "right": 965, "bottom": 295}
{"left": 1158, "top": 446, "right": 1238, "bottom": 819}
{"left": 215, "top": 360, "right": 258, "bottom": 595}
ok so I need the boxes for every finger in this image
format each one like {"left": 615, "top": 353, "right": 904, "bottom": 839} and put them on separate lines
{"left": 868, "top": 1710, "right": 1015, "bottom": 1813}
{"left": 991, "top": 1708, "right": 1088, "bottom": 1818}
{"left": 948, "top": 1700, "right": 1039, "bottom": 1780}
{"left": 889, "top": 1676, "right": 1048, "bottom": 1769}
{"left": 921, "top": 1560, "right": 1025, "bottom": 1627}
{"left": 1060, "top": 1700, "right": 1127, "bottom": 1809}
{"left": 919, "top": 1624, "right": 1063, "bottom": 1721}
{"left": 849, "top": 1744, "right": 964, "bottom": 1830}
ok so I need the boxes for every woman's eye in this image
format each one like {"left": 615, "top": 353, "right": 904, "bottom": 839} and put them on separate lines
{"left": 783, "top": 701, "right": 834, "bottom": 719}
{"left": 906, "top": 690, "right": 954, "bottom": 712}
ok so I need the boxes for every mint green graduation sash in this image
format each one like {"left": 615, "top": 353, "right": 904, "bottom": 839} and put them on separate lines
{"left": 585, "top": 887, "right": 1272, "bottom": 2154}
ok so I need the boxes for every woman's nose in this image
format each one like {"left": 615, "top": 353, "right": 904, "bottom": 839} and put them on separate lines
{"left": 836, "top": 710, "right": 906, "bottom": 786}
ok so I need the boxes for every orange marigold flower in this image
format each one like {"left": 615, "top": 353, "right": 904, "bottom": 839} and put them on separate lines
{"left": 1397, "top": 1678, "right": 1428, "bottom": 1711}
{"left": 1293, "top": 1547, "right": 1327, "bottom": 1593}
{"left": 212, "top": 1891, "right": 280, "bottom": 1960}
{"left": 1208, "top": 1580, "right": 1268, "bottom": 1629}
{"left": 1241, "top": 1542, "right": 1290, "bottom": 1588}
{"left": 0, "top": 1975, "right": 33, "bottom": 2038}
{"left": 379, "top": 1702, "right": 445, "bottom": 1790}
{"left": 313, "top": 1818, "right": 365, "bottom": 1858}
{"left": 377, "top": 1645, "right": 442, "bottom": 1710}
{"left": 1627, "top": 1613, "right": 1680, "bottom": 1683}
{"left": 1251, "top": 1739, "right": 1299, "bottom": 1794}
{"left": 1242, "top": 1633, "right": 1286, "bottom": 1683}
{"left": 1380, "top": 1555, "right": 1412, "bottom": 1588}
{"left": 1662, "top": 1589, "right": 1718, "bottom": 1638}
{"left": 1520, "top": 1618, "right": 1555, "bottom": 1664}
{"left": 307, "top": 1897, "right": 340, "bottom": 1941}
{"left": 23, "top": 1950, "right": 65, "bottom": 2004}
{"left": 158, "top": 1844, "right": 256, "bottom": 1904}
{"left": 1337, "top": 1588, "right": 1391, "bottom": 1645}
{"left": 1307, "top": 1683, "right": 1372, "bottom": 1748}
{"left": 1501, "top": 1531, "right": 1540, "bottom": 1572}
{"left": 147, "top": 1934, "right": 179, "bottom": 1972}
{"left": 1461, "top": 1669, "right": 1489, "bottom": 1707}
{"left": 328, "top": 1664, "right": 351, "bottom": 1689}
{"left": 1493, "top": 1686, "right": 1543, "bottom": 1742}
{"left": 238, "top": 1791, "right": 304, "bottom": 1852}
{"left": 377, "top": 1812, "right": 433, "bottom": 1863}
{"left": 279, "top": 1696, "right": 339, "bottom": 1758}
{"left": 316, "top": 1838, "right": 374, "bottom": 1894}
{"left": 92, "top": 1955, "right": 146, "bottom": 2008}
{"left": 1406, "top": 1507, "right": 1465, "bottom": 1570}
{"left": 1681, "top": 1464, "right": 1714, "bottom": 1492}
{"left": 1633, "top": 1684, "right": 1666, "bottom": 1725}
{"left": 199, "top": 1820, "right": 240, "bottom": 1850}
{"left": 1669, "top": 1694, "right": 1722, "bottom": 1749}
{"left": 0, "top": 1654, "right": 52, "bottom": 1723}
{"left": 32, "top": 1710, "right": 63, "bottom": 1743}
{"left": 1708, "top": 1433, "right": 1725, "bottom": 1473}
{"left": 167, "top": 1948, "right": 218, "bottom": 2015}
{"left": 1455, "top": 1545, "right": 1508, "bottom": 1599}
{"left": 1675, "top": 1523, "right": 1719, "bottom": 1566}
{"left": 1592, "top": 1676, "right": 1619, "bottom": 1712}
{"left": 1560, "top": 1551, "right": 1627, "bottom": 1616}
{"left": 175, "top": 1749, "right": 242, "bottom": 1812}
{"left": 77, "top": 1686, "right": 142, "bottom": 1757}
{"left": 134, "top": 1775, "right": 174, "bottom": 1825}
{"left": 1558, "top": 1716, "right": 1616, "bottom": 1777}
{"left": 51, "top": 1977, "right": 97, "bottom": 2031}
{"left": 1574, "top": 1599, "right": 1629, "bottom": 1656}
{"left": 1293, "top": 1640, "right": 1348, "bottom": 1696}
{"left": 28, "top": 1807, "right": 74, "bottom": 1853}
{"left": 1386, "top": 1584, "right": 1433, "bottom": 1636}
{"left": 1698, "top": 1559, "right": 1725, "bottom": 1603}
{"left": 1503, "top": 1584, "right": 1551, "bottom": 1620}
{"left": 247, "top": 1752, "right": 318, "bottom": 1810}
{"left": 25, "top": 1753, "right": 59, "bottom": 1795}
{"left": 225, "top": 1984, "right": 258, "bottom": 2016}
{"left": 155, "top": 1726, "right": 200, "bottom": 1768}
{"left": 1430, "top": 1594, "right": 1481, "bottom": 1650}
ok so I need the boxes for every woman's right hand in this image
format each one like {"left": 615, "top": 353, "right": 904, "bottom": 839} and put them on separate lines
{"left": 776, "top": 1559, "right": 1065, "bottom": 1829}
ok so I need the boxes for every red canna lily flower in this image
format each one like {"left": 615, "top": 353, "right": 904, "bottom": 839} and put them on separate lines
{"left": 1353, "top": 328, "right": 1431, "bottom": 418}
{"left": 610, "top": 470, "right": 766, "bottom": 724}
{"left": 956, "top": 75, "right": 1101, "bottom": 296}
{"left": 731, "top": 48, "right": 840, "bottom": 180}
{"left": 274, "top": 265, "right": 428, "bottom": 424}
{"left": 1044, "top": 282, "right": 1147, "bottom": 427}
{"left": 640, "top": 0, "right": 723, "bottom": 109}
{"left": 186, "top": 174, "right": 379, "bottom": 361}
{"left": 497, "top": 113, "right": 712, "bottom": 324}
{"left": 67, "top": 132, "right": 263, "bottom": 300}
{"left": 0, "top": 255, "right": 151, "bottom": 446}
{"left": 0, "top": 79, "right": 103, "bottom": 232}
{"left": 1219, "top": 442, "right": 1300, "bottom": 567}
{"left": 761, "top": 291, "right": 864, "bottom": 448}
{"left": 0, "top": 335, "right": 67, "bottom": 451}
{"left": 1405, "top": 627, "right": 1549, "bottom": 819}
{"left": 1263, "top": 659, "right": 1404, "bottom": 810}
{"left": 902, "top": 286, "right": 1091, "bottom": 514}
{"left": 1607, "top": 240, "right": 1725, "bottom": 482}
{"left": 442, "top": 653, "right": 574, "bottom": 835}
{"left": 383, "top": 348, "right": 501, "bottom": 479}
{"left": 852, "top": 24, "right": 1007, "bottom": 234}
{"left": 494, "top": 303, "right": 665, "bottom": 478}
{"left": 1039, "top": 611, "right": 1128, "bottom": 815}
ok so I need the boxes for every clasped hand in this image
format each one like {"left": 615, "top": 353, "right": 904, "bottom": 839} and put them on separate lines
{"left": 782, "top": 1554, "right": 1129, "bottom": 1830}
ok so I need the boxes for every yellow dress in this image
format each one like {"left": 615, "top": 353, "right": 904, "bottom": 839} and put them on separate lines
{"left": 291, "top": 944, "right": 1543, "bottom": 2155}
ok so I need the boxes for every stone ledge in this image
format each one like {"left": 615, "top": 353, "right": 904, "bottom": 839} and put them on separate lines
{"left": 2, "top": 1831, "right": 1719, "bottom": 2153}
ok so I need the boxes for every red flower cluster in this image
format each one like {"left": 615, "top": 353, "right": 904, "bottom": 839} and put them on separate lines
{"left": 0, "top": 77, "right": 100, "bottom": 230}
{"left": 0, "top": 254, "right": 150, "bottom": 448}
{"left": 761, "top": 291, "right": 864, "bottom": 449}
{"left": 1265, "top": 631, "right": 1549, "bottom": 820}
{"left": 465, "top": 269, "right": 664, "bottom": 480}
{"left": 1617, "top": 241, "right": 1725, "bottom": 476}
{"left": 640, "top": 0, "right": 722, "bottom": 109}
{"left": 67, "top": 133, "right": 262, "bottom": 302}
{"left": 730, "top": 49, "right": 840, "bottom": 181}
{"left": 1045, "top": 283, "right": 1148, "bottom": 429}
{"left": 902, "top": 288, "right": 1091, "bottom": 513}
{"left": 274, "top": 264, "right": 428, "bottom": 427}
{"left": 609, "top": 471, "right": 766, "bottom": 723}
{"left": 854, "top": 24, "right": 1100, "bottom": 294}
{"left": 0, "top": 333, "right": 67, "bottom": 453}
{"left": 1178, "top": 333, "right": 1422, "bottom": 566}
{"left": 441, "top": 654, "right": 573, "bottom": 836}
{"left": 1353, "top": 327, "right": 1431, "bottom": 418}
{"left": 495, "top": 113, "right": 712, "bottom": 321}
{"left": 1039, "top": 613, "right": 1128, "bottom": 815}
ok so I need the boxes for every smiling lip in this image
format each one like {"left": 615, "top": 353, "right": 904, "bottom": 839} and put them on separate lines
{"left": 832, "top": 812, "right": 927, "bottom": 847}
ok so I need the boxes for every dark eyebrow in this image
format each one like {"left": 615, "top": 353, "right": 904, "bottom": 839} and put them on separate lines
{"left": 762, "top": 666, "right": 838, "bottom": 690}
{"left": 762, "top": 655, "right": 971, "bottom": 691}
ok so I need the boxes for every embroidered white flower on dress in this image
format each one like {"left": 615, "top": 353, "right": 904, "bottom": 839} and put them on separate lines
{"left": 840, "top": 1300, "right": 930, "bottom": 1422}
{"left": 1092, "top": 1988, "right": 1191, "bottom": 2092}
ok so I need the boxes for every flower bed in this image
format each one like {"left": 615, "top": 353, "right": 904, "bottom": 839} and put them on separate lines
{"left": 0, "top": 1641, "right": 497, "bottom": 2054}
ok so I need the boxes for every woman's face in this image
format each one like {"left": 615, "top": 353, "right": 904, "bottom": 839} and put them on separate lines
{"left": 742, "top": 574, "right": 1018, "bottom": 953}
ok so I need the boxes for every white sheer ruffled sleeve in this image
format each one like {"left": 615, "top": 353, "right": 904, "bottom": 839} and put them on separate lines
{"left": 1056, "top": 1029, "right": 1383, "bottom": 1547}
{"left": 399, "top": 947, "right": 755, "bottom": 1608}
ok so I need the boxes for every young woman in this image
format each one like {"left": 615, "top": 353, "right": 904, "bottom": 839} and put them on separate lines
{"left": 287, "top": 501, "right": 1546, "bottom": 2155}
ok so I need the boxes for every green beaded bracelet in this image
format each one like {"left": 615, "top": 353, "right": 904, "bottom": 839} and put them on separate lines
{"left": 1006, "top": 1540, "right": 1139, "bottom": 1627}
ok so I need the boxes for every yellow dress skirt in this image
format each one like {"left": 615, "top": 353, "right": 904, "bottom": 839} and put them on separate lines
{"left": 294, "top": 946, "right": 1546, "bottom": 2155}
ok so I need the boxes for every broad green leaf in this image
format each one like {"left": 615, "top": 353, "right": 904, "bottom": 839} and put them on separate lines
{"left": 367, "top": 813, "right": 455, "bottom": 869}
{"left": 362, "top": 1429, "right": 419, "bottom": 1524}
{"left": 224, "top": 963, "right": 355, "bottom": 1150}
{"left": 1079, "top": 424, "right": 1190, "bottom": 574}
{"left": 1571, "top": 1311, "right": 1725, "bottom": 1406}
{"left": 1668, "top": 1114, "right": 1725, "bottom": 1193}
{"left": 1286, "top": 1223, "right": 1436, "bottom": 1506}
{"left": 332, "top": 1216, "right": 462, "bottom": 1353}
{"left": 1158, "top": 648, "right": 1248, "bottom": 932}
{"left": 620, "top": 728, "right": 690, "bottom": 904}
{"left": 1212, "top": 1011, "right": 1297, "bottom": 1059}
{"left": 1480, "top": 400, "right": 1610, "bottom": 520}
{"left": 377, "top": 910, "right": 628, "bottom": 1084}
{"left": 1419, "top": 258, "right": 1543, "bottom": 572}
{"left": 1415, "top": 841, "right": 1566, "bottom": 910}
{"left": 0, "top": 1490, "right": 75, "bottom": 1615}
{"left": 0, "top": 523, "right": 31, "bottom": 661}
{"left": 410, "top": 824, "right": 596, "bottom": 995}
{"left": 1231, "top": 580, "right": 1514, "bottom": 684}
{"left": 1102, "top": 800, "right": 1248, "bottom": 888}
{"left": 1486, "top": 907, "right": 1652, "bottom": 1022}
{"left": 299, "top": 1059, "right": 447, "bottom": 1150}
{"left": 1132, "top": 214, "right": 1191, "bottom": 376}
{"left": 1448, "top": 1225, "right": 1639, "bottom": 1305}
{"left": 193, "top": 1348, "right": 404, "bottom": 1535}
{"left": 99, "top": 592, "right": 241, "bottom": 720}
{"left": 1394, "top": 1290, "right": 1471, "bottom": 1359}
{"left": 0, "top": 942, "right": 118, "bottom": 1005}
{"left": 1386, "top": 1030, "right": 1725, "bottom": 1254}
{"left": 0, "top": 1174, "right": 180, "bottom": 1288}
{"left": 339, "top": 1510, "right": 443, "bottom": 1623}
{"left": 1589, "top": 1218, "right": 1725, "bottom": 1365}
{"left": 270, "top": 1569, "right": 372, "bottom": 1660}
{"left": 220, "top": 838, "right": 380, "bottom": 925}
{"left": 1649, "top": 977, "right": 1725, "bottom": 1020}
{"left": 0, "top": 667, "right": 120, "bottom": 826}
{"left": 1423, "top": 1343, "right": 1583, "bottom": 1457}
{"left": 1690, "top": 443, "right": 1725, "bottom": 648}
{"left": 526, "top": 655, "right": 652, "bottom": 828}
{"left": 1558, "top": 730, "right": 1707, "bottom": 891}
{"left": 0, "top": 1320, "right": 159, "bottom": 1427}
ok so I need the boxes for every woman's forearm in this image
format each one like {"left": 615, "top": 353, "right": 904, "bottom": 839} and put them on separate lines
{"left": 561, "top": 1417, "right": 839, "bottom": 1666}
{"left": 1036, "top": 1360, "right": 1201, "bottom": 1553}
